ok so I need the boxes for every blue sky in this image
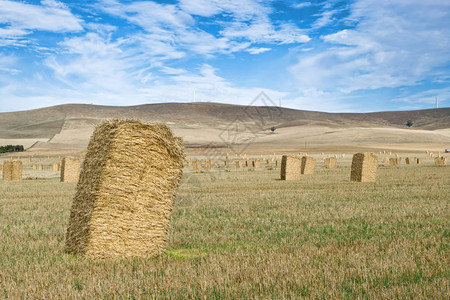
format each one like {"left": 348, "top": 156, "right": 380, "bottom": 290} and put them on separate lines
{"left": 0, "top": 0, "right": 449, "bottom": 113}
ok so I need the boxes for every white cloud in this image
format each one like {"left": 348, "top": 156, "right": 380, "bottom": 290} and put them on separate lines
{"left": 292, "top": 2, "right": 312, "bottom": 9}
{"left": 290, "top": 0, "right": 450, "bottom": 94}
{"left": 393, "top": 87, "right": 450, "bottom": 107}
{"left": 0, "top": 0, "right": 83, "bottom": 33}
{"left": 247, "top": 47, "right": 271, "bottom": 55}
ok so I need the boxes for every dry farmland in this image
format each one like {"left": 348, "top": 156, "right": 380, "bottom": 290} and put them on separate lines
{"left": 0, "top": 153, "right": 449, "bottom": 298}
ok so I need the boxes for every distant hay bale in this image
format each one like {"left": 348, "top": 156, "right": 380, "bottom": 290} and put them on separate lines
{"left": 2, "top": 160, "right": 22, "bottom": 181}
{"left": 32, "top": 164, "right": 37, "bottom": 170}
{"left": 280, "top": 155, "right": 301, "bottom": 180}
{"left": 52, "top": 162, "right": 60, "bottom": 171}
{"left": 405, "top": 157, "right": 411, "bottom": 165}
{"left": 60, "top": 157, "right": 81, "bottom": 182}
{"left": 38, "top": 164, "right": 43, "bottom": 171}
{"left": 0, "top": 164, "right": 2, "bottom": 172}
{"left": 192, "top": 160, "right": 202, "bottom": 171}
{"left": 235, "top": 161, "right": 243, "bottom": 168}
{"left": 204, "top": 160, "right": 211, "bottom": 170}
{"left": 275, "top": 160, "right": 280, "bottom": 167}
{"left": 252, "top": 160, "right": 261, "bottom": 168}
{"left": 325, "top": 157, "right": 337, "bottom": 169}
{"left": 389, "top": 158, "right": 397, "bottom": 166}
{"left": 301, "top": 156, "right": 316, "bottom": 174}
{"left": 224, "top": 160, "right": 229, "bottom": 167}
{"left": 65, "top": 119, "right": 185, "bottom": 259}
{"left": 435, "top": 157, "right": 447, "bottom": 166}
{"left": 2, "top": 161, "right": 12, "bottom": 181}
{"left": 350, "top": 153, "right": 378, "bottom": 182}
{"left": 416, "top": 158, "right": 422, "bottom": 164}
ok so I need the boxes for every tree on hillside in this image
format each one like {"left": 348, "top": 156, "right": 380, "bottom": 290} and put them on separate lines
{"left": 406, "top": 120, "right": 413, "bottom": 127}
{"left": 270, "top": 126, "right": 276, "bottom": 133}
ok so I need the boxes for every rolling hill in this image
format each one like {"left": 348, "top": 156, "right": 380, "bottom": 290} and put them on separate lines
{"left": 0, "top": 103, "right": 449, "bottom": 152}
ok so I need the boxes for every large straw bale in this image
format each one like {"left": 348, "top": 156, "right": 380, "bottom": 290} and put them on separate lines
{"left": 325, "top": 157, "right": 337, "bottom": 169}
{"left": 405, "top": 157, "right": 411, "bottom": 165}
{"left": 280, "top": 155, "right": 301, "bottom": 180}
{"left": 204, "top": 160, "right": 211, "bottom": 170}
{"left": 416, "top": 158, "right": 422, "bottom": 164}
{"left": 60, "top": 157, "right": 81, "bottom": 182}
{"left": 65, "top": 119, "right": 185, "bottom": 259}
{"left": 3, "top": 160, "right": 22, "bottom": 181}
{"left": 52, "top": 162, "right": 60, "bottom": 171}
{"left": 301, "top": 156, "right": 316, "bottom": 174}
{"left": 350, "top": 153, "right": 378, "bottom": 182}
{"left": 235, "top": 161, "right": 242, "bottom": 168}
{"left": 38, "top": 164, "right": 43, "bottom": 171}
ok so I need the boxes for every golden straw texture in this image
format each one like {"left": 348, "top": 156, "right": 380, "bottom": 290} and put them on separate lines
{"left": 60, "top": 157, "right": 81, "bottom": 182}
{"left": 325, "top": 157, "right": 337, "bottom": 169}
{"left": 65, "top": 119, "right": 185, "bottom": 259}
{"left": 301, "top": 156, "right": 316, "bottom": 174}
{"left": 350, "top": 153, "right": 378, "bottom": 182}
{"left": 2, "top": 160, "right": 22, "bottom": 181}
{"left": 280, "top": 155, "right": 301, "bottom": 180}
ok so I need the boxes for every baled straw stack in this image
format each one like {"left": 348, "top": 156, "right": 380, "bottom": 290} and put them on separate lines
{"left": 301, "top": 156, "right": 316, "bottom": 174}
{"left": 0, "top": 164, "right": 2, "bottom": 171}
{"left": 65, "top": 119, "right": 185, "bottom": 259}
{"left": 350, "top": 153, "right": 378, "bottom": 182}
{"left": 325, "top": 157, "right": 337, "bottom": 169}
{"left": 405, "top": 157, "right": 411, "bottom": 165}
{"left": 12, "top": 161, "right": 22, "bottom": 180}
{"left": 60, "top": 157, "right": 81, "bottom": 182}
{"left": 434, "top": 157, "right": 447, "bottom": 166}
{"left": 416, "top": 158, "right": 422, "bottom": 164}
{"left": 52, "top": 162, "right": 59, "bottom": 171}
{"left": 192, "top": 160, "right": 201, "bottom": 171}
{"left": 280, "top": 155, "right": 301, "bottom": 180}
{"left": 38, "top": 164, "right": 43, "bottom": 171}
{"left": 389, "top": 158, "right": 397, "bottom": 166}
{"left": 3, "top": 160, "right": 22, "bottom": 181}
{"left": 252, "top": 160, "right": 261, "bottom": 168}
{"left": 2, "top": 161, "right": 12, "bottom": 181}
{"left": 204, "top": 160, "right": 211, "bottom": 170}
{"left": 32, "top": 163, "right": 37, "bottom": 170}
{"left": 235, "top": 161, "right": 242, "bottom": 168}
{"left": 224, "top": 160, "right": 229, "bottom": 167}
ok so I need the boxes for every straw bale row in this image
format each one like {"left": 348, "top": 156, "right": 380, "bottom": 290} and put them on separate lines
{"left": 2, "top": 160, "right": 22, "bottom": 181}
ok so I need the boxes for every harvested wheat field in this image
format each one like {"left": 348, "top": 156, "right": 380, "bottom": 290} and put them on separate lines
{"left": 65, "top": 119, "right": 185, "bottom": 258}
{"left": 0, "top": 151, "right": 449, "bottom": 298}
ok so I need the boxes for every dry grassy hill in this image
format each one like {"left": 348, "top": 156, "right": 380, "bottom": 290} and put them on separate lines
{"left": 0, "top": 103, "right": 449, "bottom": 152}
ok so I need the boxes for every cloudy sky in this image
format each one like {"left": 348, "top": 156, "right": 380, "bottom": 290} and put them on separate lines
{"left": 0, "top": 0, "right": 449, "bottom": 113}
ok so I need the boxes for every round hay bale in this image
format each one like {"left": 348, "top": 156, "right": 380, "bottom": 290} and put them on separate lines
{"left": 65, "top": 119, "right": 185, "bottom": 259}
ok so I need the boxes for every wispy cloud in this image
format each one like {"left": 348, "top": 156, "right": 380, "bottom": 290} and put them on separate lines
{"left": 0, "top": 0, "right": 83, "bottom": 33}
{"left": 290, "top": 0, "right": 450, "bottom": 95}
